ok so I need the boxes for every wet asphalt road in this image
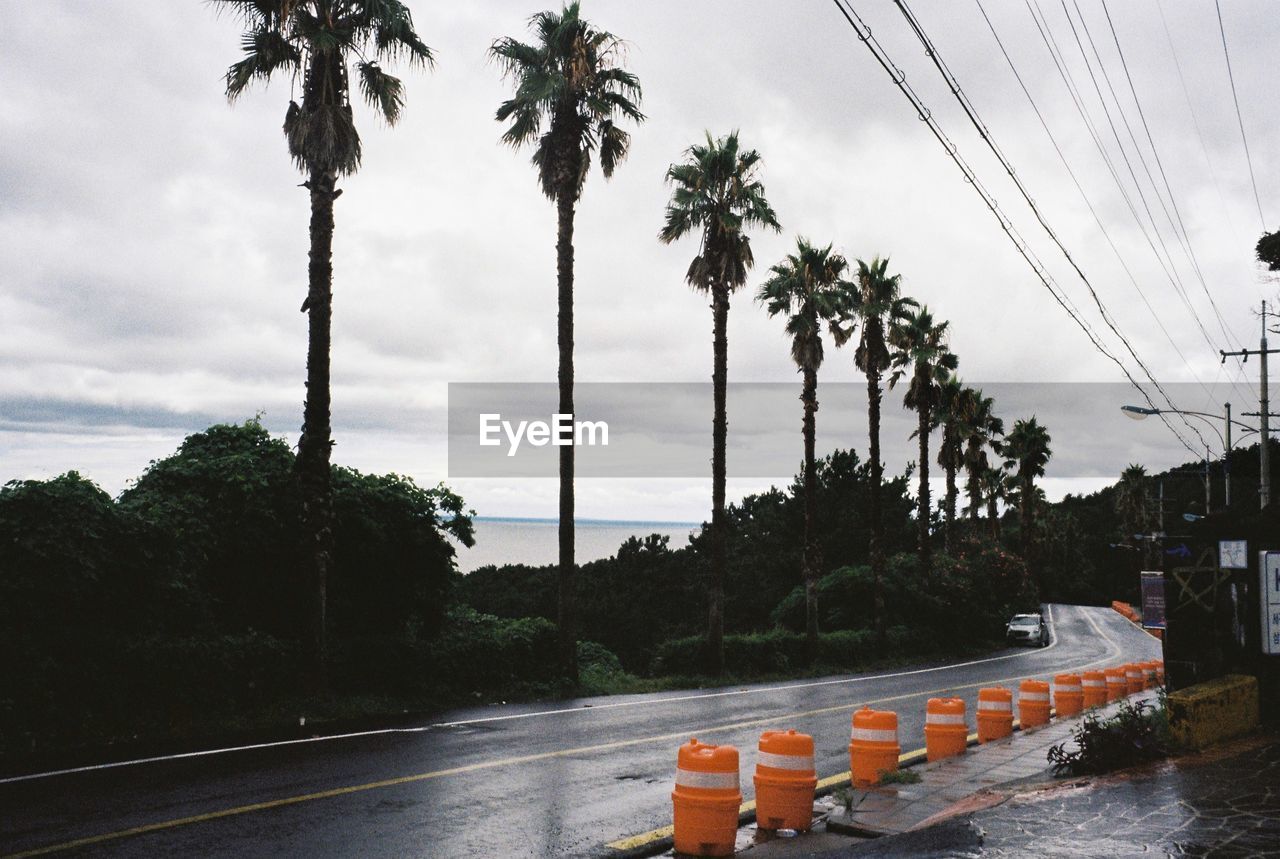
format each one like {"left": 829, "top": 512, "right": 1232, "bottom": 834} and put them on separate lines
{"left": 0, "top": 605, "right": 1160, "bottom": 858}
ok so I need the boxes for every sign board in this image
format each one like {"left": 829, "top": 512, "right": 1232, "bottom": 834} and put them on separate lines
{"left": 1263, "top": 552, "right": 1280, "bottom": 656}
{"left": 1139, "top": 571, "right": 1166, "bottom": 630}
{"left": 1220, "top": 539, "right": 1248, "bottom": 569}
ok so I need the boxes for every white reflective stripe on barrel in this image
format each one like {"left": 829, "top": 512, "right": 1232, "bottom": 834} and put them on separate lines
{"left": 1083, "top": 680, "right": 1106, "bottom": 687}
{"left": 1020, "top": 692, "right": 1050, "bottom": 702}
{"left": 925, "top": 713, "right": 966, "bottom": 725}
{"left": 675, "top": 768, "right": 739, "bottom": 790}
{"left": 756, "top": 751, "right": 815, "bottom": 771}
{"left": 850, "top": 727, "right": 898, "bottom": 743}
{"left": 977, "top": 700, "right": 1012, "bottom": 711}
{"left": 1127, "top": 672, "right": 1142, "bottom": 679}
{"left": 1054, "top": 684, "right": 1082, "bottom": 693}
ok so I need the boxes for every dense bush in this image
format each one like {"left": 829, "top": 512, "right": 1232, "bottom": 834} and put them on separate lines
{"left": 1048, "top": 697, "right": 1169, "bottom": 775}
{"left": 652, "top": 628, "right": 881, "bottom": 677}
{"left": 0, "top": 420, "right": 474, "bottom": 756}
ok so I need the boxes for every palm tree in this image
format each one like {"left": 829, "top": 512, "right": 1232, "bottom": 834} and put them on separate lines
{"left": 1115, "top": 463, "right": 1152, "bottom": 566}
{"left": 1003, "top": 417, "right": 1053, "bottom": 575}
{"left": 934, "top": 374, "right": 968, "bottom": 554}
{"left": 980, "top": 463, "right": 1011, "bottom": 538}
{"left": 491, "top": 3, "right": 644, "bottom": 683}
{"left": 888, "top": 306, "right": 957, "bottom": 580}
{"left": 659, "top": 131, "right": 780, "bottom": 675}
{"left": 962, "top": 388, "right": 1003, "bottom": 527}
{"left": 834, "top": 257, "right": 915, "bottom": 650}
{"left": 759, "top": 239, "right": 853, "bottom": 656}
{"left": 215, "top": 0, "right": 433, "bottom": 681}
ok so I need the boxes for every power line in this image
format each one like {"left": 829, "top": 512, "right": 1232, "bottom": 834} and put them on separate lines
{"left": 970, "top": 0, "right": 1221, "bottom": 410}
{"left": 826, "top": 0, "right": 1201, "bottom": 459}
{"left": 1096, "top": 0, "right": 1256, "bottom": 388}
{"left": 888, "top": 0, "right": 1210, "bottom": 453}
{"left": 1030, "top": 0, "right": 1256, "bottom": 406}
{"left": 1215, "top": 0, "right": 1267, "bottom": 231}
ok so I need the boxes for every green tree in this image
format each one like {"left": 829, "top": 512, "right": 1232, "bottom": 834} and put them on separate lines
{"left": 834, "top": 257, "right": 915, "bottom": 649}
{"left": 888, "top": 305, "right": 957, "bottom": 580}
{"left": 491, "top": 2, "right": 644, "bottom": 683}
{"left": 215, "top": 0, "right": 434, "bottom": 681}
{"left": 659, "top": 131, "right": 780, "bottom": 674}
{"left": 980, "top": 463, "right": 1012, "bottom": 538}
{"left": 962, "top": 388, "right": 1003, "bottom": 526}
{"left": 758, "top": 238, "right": 854, "bottom": 656}
{"left": 1003, "top": 417, "right": 1053, "bottom": 577}
{"left": 1256, "top": 229, "right": 1280, "bottom": 271}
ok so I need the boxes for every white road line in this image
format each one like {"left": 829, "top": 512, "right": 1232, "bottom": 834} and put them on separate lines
{"left": 0, "top": 604, "right": 1113, "bottom": 786}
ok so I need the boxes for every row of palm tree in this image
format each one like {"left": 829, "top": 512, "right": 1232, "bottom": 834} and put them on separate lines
{"left": 213, "top": 1, "right": 1052, "bottom": 681}
{"left": 751, "top": 228, "right": 1054, "bottom": 658}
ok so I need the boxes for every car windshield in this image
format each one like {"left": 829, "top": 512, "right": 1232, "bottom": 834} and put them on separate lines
{"left": 1010, "top": 616, "right": 1040, "bottom": 626}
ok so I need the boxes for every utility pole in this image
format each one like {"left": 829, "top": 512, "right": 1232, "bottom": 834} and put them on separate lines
{"left": 1220, "top": 300, "right": 1277, "bottom": 509}
{"left": 1204, "top": 444, "right": 1212, "bottom": 515}
{"left": 1224, "top": 402, "right": 1232, "bottom": 507}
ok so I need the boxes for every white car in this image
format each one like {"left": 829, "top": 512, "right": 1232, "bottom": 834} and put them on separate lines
{"left": 1006, "top": 613, "right": 1049, "bottom": 647}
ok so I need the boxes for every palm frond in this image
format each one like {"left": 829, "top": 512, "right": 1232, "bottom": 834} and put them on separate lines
{"left": 356, "top": 62, "right": 405, "bottom": 125}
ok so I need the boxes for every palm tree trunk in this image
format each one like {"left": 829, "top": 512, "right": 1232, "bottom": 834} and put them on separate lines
{"left": 801, "top": 365, "right": 820, "bottom": 662}
{"left": 556, "top": 192, "right": 578, "bottom": 685}
{"left": 966, "top": 459, "right": 981, "bottom": 525}
{"left": 866, "top": 368, "right": 886, "bottom": 652}
{"left": 709, "top": 285, "right": 729, "bottom": 676}
{"left": 943, "top": 453, "right": 956, "bottom": 554}
{"left": 916, "top": 381, "right": 932, "bottom": 581}
{"left": 988, "top": 492, "right": 1000, "bottom": 539}
{"left": 297, "top": 167, "right": 338, "bottom": 689}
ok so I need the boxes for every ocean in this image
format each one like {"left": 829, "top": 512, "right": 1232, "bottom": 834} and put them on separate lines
{"left": 456, "top": 517, "right": 701, "bottom": 573}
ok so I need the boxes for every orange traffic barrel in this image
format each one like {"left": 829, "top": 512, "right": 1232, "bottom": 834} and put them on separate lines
{"left": 1053, "top": 674, "right": 1084, "bottom": 718}
{"left": 1104, "top": 667, "right": 1127, "bottom": 702}
{"left": 976, "top": 687, "right": 1013, "bottom": 743}
{"left": 1018, "top": 679, "right": 1051, "bottom": 728}
{"left": 849, "top": 708, "right": 900, "bottom": 786}
{"left": 672, "top": 738, "right": 741, "bottom": 857}
{"left": 1124, "top": 663, "right": 1145, "bottom": 694}
{"left": 754, "top": 730, "right": 817, "bottom": 831}
{"left": 1081, "top": 670, "right": 1107, "bottom": 708}
{"left": 924, "top": 697, "right": 968, "bottom": 762}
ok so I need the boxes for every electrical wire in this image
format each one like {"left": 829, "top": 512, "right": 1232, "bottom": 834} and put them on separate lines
{"left": 827, "top": 0, "right": 1201, "bottom": 459}
{"left": 970, "top": 0, "right": 1220, "bottom": 410}
{"left": 888, "top": 0, "right": 1211, "bottom": 454}
{"left": 1215, "top": 0, "right": 1267, "bottom": 231}
{"left": 1028, "top": 0, "right": 1255, "bottom": 406}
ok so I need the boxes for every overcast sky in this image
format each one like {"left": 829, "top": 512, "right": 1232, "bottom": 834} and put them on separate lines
{"left": 2, "top": 0, "right": 1277, "bottom": 522}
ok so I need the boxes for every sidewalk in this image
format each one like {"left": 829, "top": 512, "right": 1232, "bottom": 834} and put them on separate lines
{"left": 718, "top": 690, "right": 1280, "bottom": 857}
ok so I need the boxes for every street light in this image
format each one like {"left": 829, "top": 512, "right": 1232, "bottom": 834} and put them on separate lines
{"left": 1119, "top": 404, "right": 1259, "bottom": 508}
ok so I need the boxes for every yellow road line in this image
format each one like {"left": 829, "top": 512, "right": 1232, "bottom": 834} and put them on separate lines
{"left": 10, "top": 607, "right": 1125, "bottom": 858}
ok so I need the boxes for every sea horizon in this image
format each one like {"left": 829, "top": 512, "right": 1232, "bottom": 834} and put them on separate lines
{"left": 456, "top": 516, "right": 702, "bottom": 573}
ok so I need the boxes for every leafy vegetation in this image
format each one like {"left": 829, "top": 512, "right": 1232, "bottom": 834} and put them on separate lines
{"left": 1047, "top": 696, "right": 1170, "bottom": 776}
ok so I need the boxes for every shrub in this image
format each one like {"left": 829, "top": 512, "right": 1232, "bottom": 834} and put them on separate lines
{"left": 1047, "top": 696, "right": 1169, "bottom": 775}
{"left": 428, "top": 608, "right": 560, "bottom": 693}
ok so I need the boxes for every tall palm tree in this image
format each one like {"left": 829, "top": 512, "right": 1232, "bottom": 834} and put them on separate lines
{"left": 659, "top": 131, "right": 780, "bottom": 675}
{"left": 1003, "top": 417, "right": 1053, "bottom": 575}
{"left": 834, "top": 257, "right": 915, "bottom": 650}
{"left": 934, "top": 374, "right": 969, "bottom": 554}
{"left": 759, "top": 239, "right": 853, "bottom": 657}
{"left": 980, "top": 463, "right": 1010, "bottom": 538}
{"left": 215, "top": 0, "right": 433, "bottom": 681}
{"left": 491, "top": 3, "right": 644, "bottom": 683}
{"left": 1115, "top": 463, "right": 1152, "bottom": 567}
{"left": 962, "top": 388, "right": 1003, "bottom": 527}
{"left": 888, "top": 306, "right": 957, "bottom": 580}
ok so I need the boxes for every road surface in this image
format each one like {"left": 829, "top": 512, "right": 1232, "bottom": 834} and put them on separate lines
{"left": 0, "top": 605, "right": 1159, "bottom": 857}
